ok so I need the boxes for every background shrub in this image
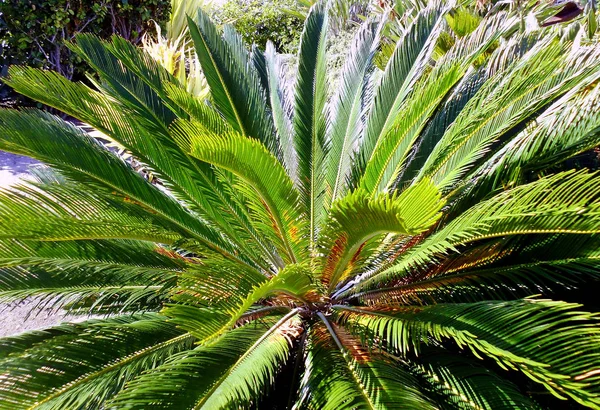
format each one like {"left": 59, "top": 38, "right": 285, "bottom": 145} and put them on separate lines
{"left": 0, "top": 0, "right": 171, "bottom": 83}
{"left": 213, "top": 0, "right": 303, "bottom": 53}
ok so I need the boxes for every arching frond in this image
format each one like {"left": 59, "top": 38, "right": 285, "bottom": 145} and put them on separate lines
{"left": 459, "top": 69, "right": 600, "bottom": 208}
{"left": 293, "top": 0, "right": 330, "bottom": 244}
{"left": 0, "top": 314, "right": 194, "bottom": 410}
{"left": 165, "top": 261, "right": 316, "bottom": 343}
{"left": 187, "top": 9, "right": 276, "bottom": 149}
{"left": 265, "top": 42, "right": 296, "bottom": 177}
{"left": 0, "top": 109, "right": 260, "bottom": 267}
{"left": 359, "top": 11, "right": 507, "bottom": 195}
{"left": 355, "top": 3, "right": 445, "bottom": 181}
{"left": 353, "top": 234, "right": 600, "bottom": 305}
{"left": 334, "top": 299, "right": 600, "bottom": 406}
{"left": 417, "top": 36, "right": 600, "bottom": 192}
{"left": 320, "top": 179, "right": 443, "bottom": 289}
{"left": 294, "top": 318, "right": 437, "bottom": 410}
{"left": 0, "top": 237, "right": 182, "bottom": 314}
{"left": 411, "top": 351, "right": 541, "bottom": 409}
{"left": 3, "top": 69, "right": 268, "bottom": 268}
{"left": 110, "top": 312, "right": 301, "bottom": 409}
{"left": 355, "top": 170, "right": 600, "bottom": 293}
{"left": 325, "top": 19, "right": 383, "bottom": 204}
{"left": 174, "top": 119, "right": 308, "bottom": 263}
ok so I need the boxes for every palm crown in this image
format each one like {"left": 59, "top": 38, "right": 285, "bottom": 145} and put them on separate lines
{"left": 1, "top": 1, "right": 600, "bottom": 409}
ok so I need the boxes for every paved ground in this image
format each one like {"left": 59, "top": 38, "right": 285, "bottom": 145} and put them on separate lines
{"left": 0, "top": 151, "right": 87, "bottom": 337}
{"left": 0, "top": 150, "right": 38, "bottom": 186}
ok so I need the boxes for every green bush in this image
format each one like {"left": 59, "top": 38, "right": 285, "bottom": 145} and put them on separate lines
{"left": 0, "top": 0, "right": 171, "bottom": 81}
{"left": 213, "top": 0, "right": 303, "bottom": 53}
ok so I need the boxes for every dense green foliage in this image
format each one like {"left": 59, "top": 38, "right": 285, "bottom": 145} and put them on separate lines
{"left": 0, "top": 0, "right": 171, "bottom": 80}
{"left": 1, "top": 1, "right": 600, "bottom": 409}
{"left": 213, "top": 0, "right": 304, "bottom": 52}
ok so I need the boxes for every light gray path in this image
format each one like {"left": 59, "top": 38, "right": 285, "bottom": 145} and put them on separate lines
{"left": 0, "top": 151, "right": 38, "bottom": 186}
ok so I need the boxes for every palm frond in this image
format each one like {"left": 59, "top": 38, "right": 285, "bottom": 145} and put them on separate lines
{"left": 354, "top": 4, "right": 445, "bottom": 183}
{"left": 460, "top": 68, "right": 600, "bottom": 207}
{"left": 294, "top": 317, "right": 437, "bottom": 410}
{"left": 187, "top": 9, "right": 276, "bottom": 149}
{"left": 334, "top": 299, "right": 600, "bottom": 407}
{"left": 353, "top": 237, "right": 600, "bottom": 305}
{"left": 5, "top": 68, "right": 268, "bottom": 267}
{"left": 69, "top": 34, "right": 179, "bottom": 129}
{"left": 410, "top": 351, "right": 541, "bottom": 409}
{"left": 265, "top": 42, "right": 296, "bottom": 178}
{"left": 165, "top": 261, "right": 316, "bottom": 343}
{"left": 1, "top": 3, "right": 599, "bottom": 408}
{"left": 361, "top": 11, "right": 519, "bottom": 195}
{"left": 417, "top": 35, "right": 600, "bottom": 192}
{"left": 324, "top": 19, "right": 383, "bottom": 204}
{"left": 3, "top": 104, "right": 267, "bottom": 263}
{"left": 174, "top": 118, "right": 308, "bottom": 263}
{"left": 320, "top": 179, "right": 443, "bottom": 290}
{"left": 110, "top": 312, "right": 301, "bottom": 409}
{"left": 0, "top": 314, "right": 194, "bottom": 410}
{"left": 354, "top": 170, "right": 600, "bottom": 293}
{"left": 293, "top": 0, "right": 329, "bottom": 245}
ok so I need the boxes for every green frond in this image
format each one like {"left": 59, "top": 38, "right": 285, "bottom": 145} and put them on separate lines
{"left": 0, "top": 314, "right": 194, "bottom": 410}
{"left": 187, "top": 9, "right": 276, "bottom": 149}
{"left": 110, "top": 312, "right": 301, "bottom": 409}
{"left": 0, "top": 183, "right": 178, "bottom": 244}
{"left": 320, "top": 179, "right": 443, "bottom": 289}
{"left": 334, "top": 299, "right": 600, "bottom": 407}
{"left": 161, "top": 255, "right": 267, "bottom": 341}
{"left": 294, "top": 318, "right": 437, "bottom": 410}
{"left": 251, "top": 44, "right": 270, "bottom": 104}
{"left": 374, "top": 10, "right": 521, "bottom": 189}
{"left": 0, "top": 286, "right": 168, "bottom": 317}
{"left": 411, "top": 351, "right": 541, "bottom": 409}
{"left": 354, "top": 250, "right": 600, "bottom": 305}
{"left": 211, "top": 167, "right": 287, "bottom": 270}
{"left": 174, "top": 118, "right": 308, "bottom": 263}
{"left": 361, "top": 9, "right": 512, "bottom": 195}
{"left": 85, "top": 34, "right": 189, "bottom": 120}
{"left": 445, "top": 6, "right": 482, "bottom": 37}
{"left": 417, "top": 35, "right": 600, "bottom": 192}
{"left": 358, "top": 62, "right": 465, "bottom": 194}
{"left": 324, "top": 19, "right": 382, "bottom": 204}
{"left": 352, "top": 233, "right": 600, "bottom": 305}
{"left": 292, "top": 0, "right": 329, "bottom": 245}
{"left": 165, "top": 261, "right": 315, "bottom": 342}
{"left": 162, "top": 83, "right": 230, "bottom": 134}
{"left": 0, "top": 316, "right": 118, "bottom": 359}
{"left": 69, "top": 34, "right": 178, "bottom": 134}
{"left": 461, "top": 68, "right": 600, "bottom": 206}
{"left": 0, "top": 109, "right": 254, "bottom": 265}
{"left": 0, "top": 238, "right": 183, "bottom": 279}
{"left": 355, "top": 4, "right": 445, "bottom": 183}
{"left": 265, "top": 42, "right": 296, "bottom": 177}
{"left": 4, "top": 69, "right": 267, "bottom": 267}
{"left": 0, "top": 238, "right": 181, "bottom": 314}
{"left": 71, "top": 35, "right": 276, "bottom": 263}
{"left": 354, "top": 170, "right": 600, "bottom": 293}
{"left": 397, "top": 64, "right": 486, "bottom": 187}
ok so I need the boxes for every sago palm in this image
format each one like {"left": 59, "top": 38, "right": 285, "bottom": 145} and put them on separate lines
{"left": 1, "top": 1, "right": 600, "bottom": 409}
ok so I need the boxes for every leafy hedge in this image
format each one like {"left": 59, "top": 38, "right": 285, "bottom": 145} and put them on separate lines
{"left": 213, "top": 0, "right": 303, "bottom": 53}
{"left": 0, "top": 0, "right": 171, "bottom": 81}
